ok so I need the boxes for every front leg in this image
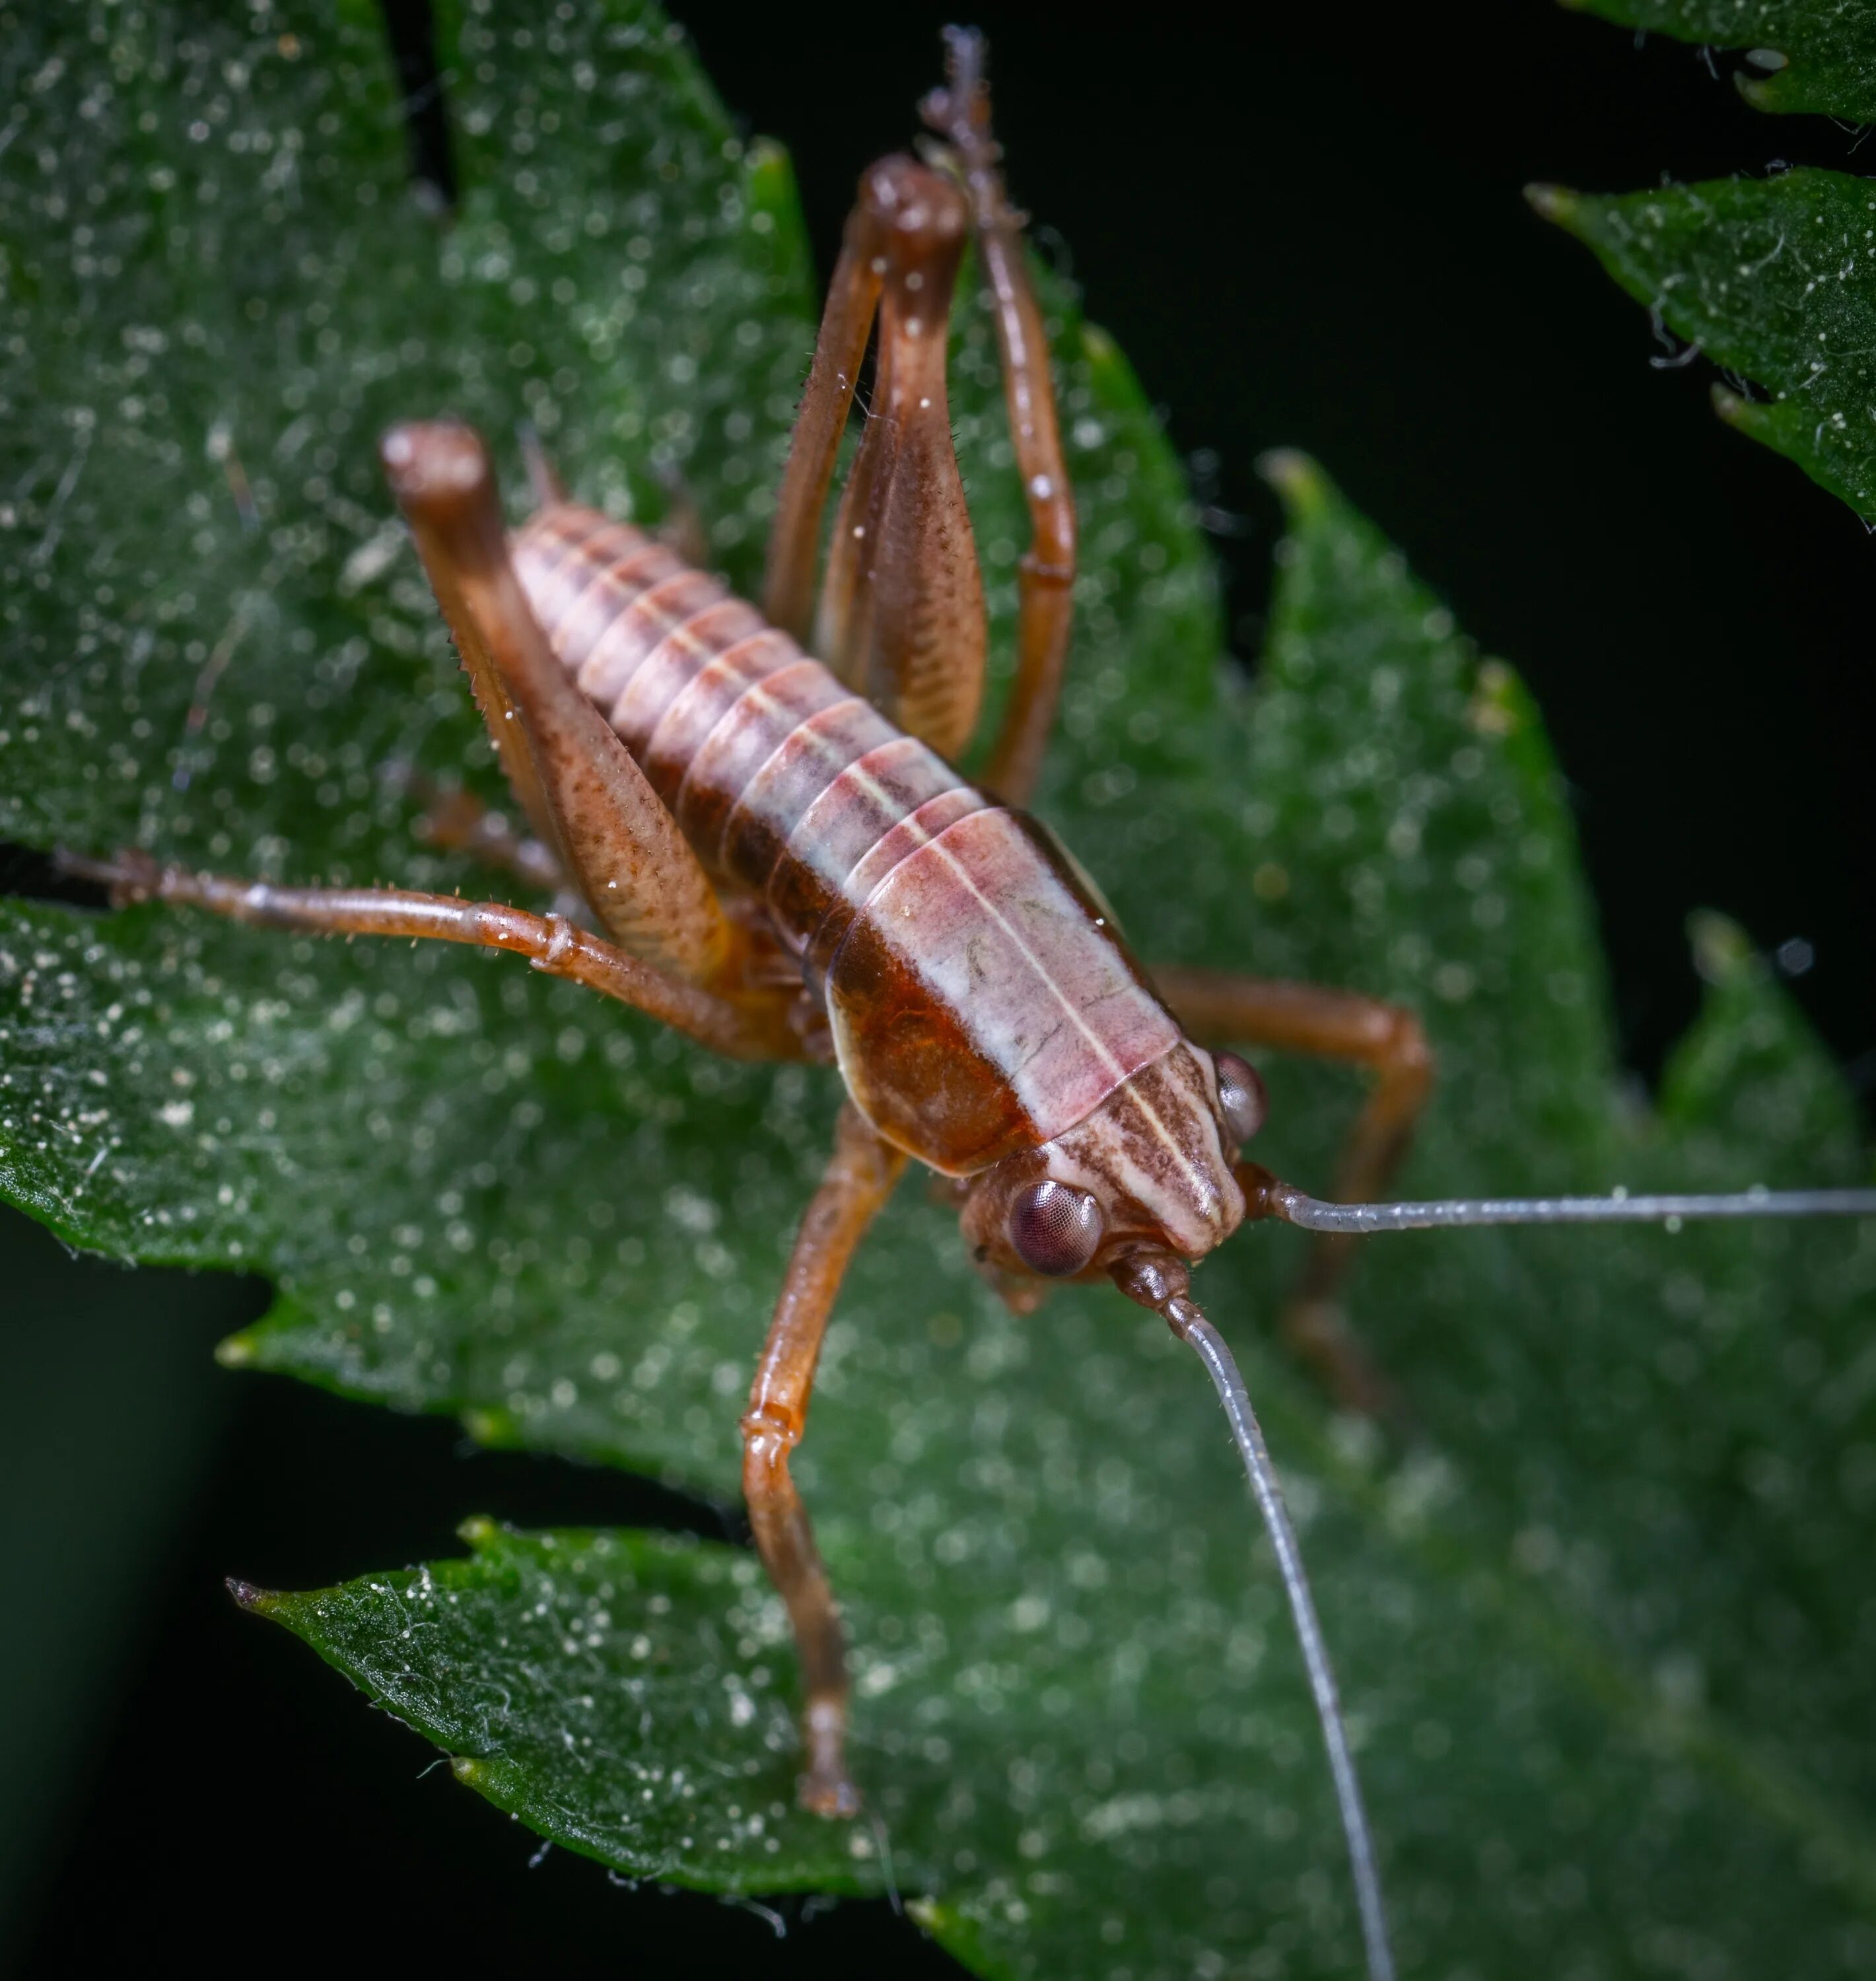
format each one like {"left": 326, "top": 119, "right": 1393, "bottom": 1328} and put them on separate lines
{"left": 742, "top": 1103, "right": 907, "bottom": 1815}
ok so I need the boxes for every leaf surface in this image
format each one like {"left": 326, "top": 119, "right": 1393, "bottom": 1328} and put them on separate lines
{"left": 1540, "top": 5, "right": 1876, "bottom": 516}
{"left": 1565, "top": 0, "right": 1876, "bottom": 120}
{"left": 1535, "top": 170, "right": 1876, "bottom": 519}
{"left": 4, "top": 4, "right": 1875, "bottom": 1976}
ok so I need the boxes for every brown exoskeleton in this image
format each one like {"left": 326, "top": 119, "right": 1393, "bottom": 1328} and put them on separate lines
{"left": 59, "top": 30, "right": 1876, "bottom": 1981}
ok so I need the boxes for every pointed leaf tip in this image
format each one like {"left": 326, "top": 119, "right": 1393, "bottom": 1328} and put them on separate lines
{"left": 1530, "top": 171, "right": 1876, "bottom": 522}
{"left": 215, "top": 1332, "right": 256, "bottom": 1368}
{"left": 456, "top": 1515, "right": 501, "bottom": 1550}
{"left": 459, "top": 1407, "right": 520, "bottom": 1448}
{"left": 1565, "top": 6, "right": 1875, "bottom": 123}
{"left": 1256, "top": 448, "right": 1323, "bottom": 509}
{"left": 226, "top": 1577, "right": 277, "bottom": 1614}
{"left": 1690, "top": 909, "right": 1758, "bottom": 987}
{"left": 1525, "top": 182, "right": 1576, "bottom": 225}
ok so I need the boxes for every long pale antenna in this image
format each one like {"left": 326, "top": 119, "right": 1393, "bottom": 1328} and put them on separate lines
{"left": 1164, "top": 1293, "right": 1396, "bottom": 1981}
{"left": 1259, "top": 1178, "right": 1876, "bottom": 1235}
{"left": 1160, "top": 1167, "right": 1871, "bottom": 1980}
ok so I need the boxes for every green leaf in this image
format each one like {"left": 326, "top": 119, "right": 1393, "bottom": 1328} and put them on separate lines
{"left": 242, "top": 1523, "right": 872, "bottom": 1894}
{"left": 1539, "top": 6, "right": 1876, "bottom": 516}
{"left": 1533, "top": 172, "right": 1876, "bottom": 520}
{"left": 6, "top": 5, "right": 1876, "bottom": 1978}
{"left": 1563, "top": 0, "right": 1876, "bottom": 121}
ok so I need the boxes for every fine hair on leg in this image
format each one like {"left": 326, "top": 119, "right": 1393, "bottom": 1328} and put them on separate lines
{"left": 765, "top": 29, "right": 1077, "bottom": 796}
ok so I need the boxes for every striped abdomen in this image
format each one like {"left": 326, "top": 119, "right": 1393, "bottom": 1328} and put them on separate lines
{"left": 511, "top": 503, "right": 1181, "bottom": 1177}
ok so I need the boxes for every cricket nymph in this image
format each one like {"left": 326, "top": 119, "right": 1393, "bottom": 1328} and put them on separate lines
{"left": 65, "top": 35, "right": 1423, "bottom": 1959}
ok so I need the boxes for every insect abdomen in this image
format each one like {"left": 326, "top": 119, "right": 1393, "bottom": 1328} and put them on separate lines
{"left": 512, "top": 503, "right": 1178, "bottom": 1173}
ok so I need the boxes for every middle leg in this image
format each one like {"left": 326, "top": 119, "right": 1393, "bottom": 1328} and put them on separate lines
{"left": 60, "top": 849, "right": 805, "bottom": 1062}
{"left": 742, "top": 1103, "right": 907, "bottom": 1816}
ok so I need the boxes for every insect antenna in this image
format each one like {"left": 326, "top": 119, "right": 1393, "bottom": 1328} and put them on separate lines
{"left": 1171, "top": 1296, "right": 1395, "bottom": 1981}
{"left": 1115, "top": 1258, "right": 1395, "bottom": 1981}
{"left": 1242, "top": 1171, "right": 1876, "bottom": 1235}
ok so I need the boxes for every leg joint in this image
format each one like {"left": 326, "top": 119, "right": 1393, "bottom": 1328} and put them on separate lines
{"left": 857, "top": 155, "right": 969, "bottom": 265}
{"left": 533, "top": 911, "right": 578, "bottom": 973}
{"left": 740, "top": 1401, "right": 801, "bottom": 1463}
{"left": 1379, "top": 1004, "right": 1434, "bottom": 1087}
{"left": 1020, "top": 548, "right": 1075, "bottom": 585}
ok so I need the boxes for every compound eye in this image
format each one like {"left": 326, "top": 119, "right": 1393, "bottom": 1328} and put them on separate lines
{"left": 1214, "top": 1051, "right": 1268, "bottom": 1147}
{"left": 1008, "top": 1179, "right": 1104, "bottom": 1278}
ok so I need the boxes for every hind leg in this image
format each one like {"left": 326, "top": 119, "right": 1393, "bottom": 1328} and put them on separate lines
{"left": 763, "top": 30, "right": 1076, "bottom": 800}
{"left": 923, "top": 26, "right": 1076, "bottom": 807}
{"left": 385, "top": 421, "right": 744, "bottom": 990}
{"left": 762, "top": 152, "right": 988, "bottom": 764}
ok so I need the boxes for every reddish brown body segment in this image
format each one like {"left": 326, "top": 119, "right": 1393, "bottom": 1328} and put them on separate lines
{"left": 513, "top": 505, "right": 1190, "bottom": 1185}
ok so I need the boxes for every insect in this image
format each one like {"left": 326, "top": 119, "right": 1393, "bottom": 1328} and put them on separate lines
{"left": 55, "top": 28, "right": 1876, "bottom": 1981}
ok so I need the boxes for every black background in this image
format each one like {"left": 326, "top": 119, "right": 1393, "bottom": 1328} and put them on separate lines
{"left": 5, "top": 3, "right": 1873, "bottom": 1976}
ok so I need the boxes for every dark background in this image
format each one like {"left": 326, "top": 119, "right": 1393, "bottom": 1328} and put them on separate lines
{"left": 5, "top": 3, "right": 1873, "bottom": 1975}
